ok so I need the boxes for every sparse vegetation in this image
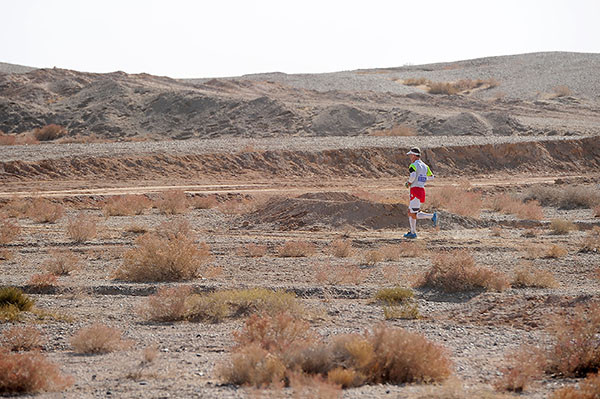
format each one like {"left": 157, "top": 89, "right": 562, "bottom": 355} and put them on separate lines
{"left": 418, "top": 250, "right": 510, "bottom": 292}
{"left": 186, "top": 288, "right": 303, "bottom": 323}
{"left": 383, "top": 303, "right": 420, "bottom": 320}
{"left": 1, "top": 326, "right": 46, "bottom": 351}
{"left": 524, "top": 186, "right": 600, "bottom": 210}
{"left": 0, "top": 350, "right": 73, "bottom": 394}
{"left": 546, "top": 244, "right": 568, "bottom": 258}
{"left": 429, "top": 186, "right": 482, "bottom": 218}
{"left": 27, "top": 198, "right": 64, "bottom": 223}
{"left": 551, "top": 219, "right": 576, "bottom": 235}
{"left": 32, "top": 124, "right": 67, "bottom": 141}
{"left": 103, "top": 194, "right": 151, "bottom": 216}
{"left": 403, "top": 77, "right": 428, "bottom": 86}
{"left": 490, "top": 193, "right": 543, "bottom": 220}
{"left": 219, "top": 316, "right": 451, "bottom": 388}
{"left": 494, "top": 346, "right": 546, "bottom": 392}
{"left": 236, "top": 243, "right": 268, "bottom": 257}
{"left": 402, "top": 78, "right": 499, "bottom": 94}
{"left": 114, "top": 224, "right": 211, "bottom": 282}
{"left": 327, "top": 239, "right": 354, "bottom": 258}
{"left": 374, "top": 287, "right": 414, "bottom": 304}
{"left": 27, "top": 273, "right": 59, "bottom": 291}
{"left": 580, "top": 227, "right": 600, "bottom": 253}
{"left": 0, "top": 287, "right": 34, "bottom": 313}
{"left": 277, "top": 240, "right": 316, "bottom": 257}
{"left": 551, "top": 372, "right": 600, "bottom": 399}
{"left": 313, "top": 263, "right": 368, "bottom": 285}
{"left": 66, "top": 213, "right": 98, "bottom": 242}
{"left": 138, "top": 286, "right": 191, "bottom": 322}
{"left": 552, "top": 85, "right": 573, "bottom": 98}
{"left": 0, "top": 219, "right": 21, "bottom": 244}
{"left": 191, "top": 195, "right": 218, "bottom": 209}
{"left": 155, "top": 190, "right": 189, "bottom": 215}
{"left": 512, "top": 262, "right": 559, "bottom": 288}
{"left": 70, "top": 323, "right": 132, "bottom": 354}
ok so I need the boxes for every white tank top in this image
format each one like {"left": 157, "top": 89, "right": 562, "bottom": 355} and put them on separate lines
{"left": 409, "top": 159, "right": 433, "bottom": 188}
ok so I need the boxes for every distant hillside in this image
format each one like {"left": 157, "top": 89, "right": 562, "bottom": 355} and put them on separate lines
{"left": 0, "top": 52, "right": 599, "bottom": 139}
{"left": 0, "top": 62, "right": 36, "bottom": 74}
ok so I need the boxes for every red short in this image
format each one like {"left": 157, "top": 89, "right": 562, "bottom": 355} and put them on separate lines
{"left": 410, "top": 187, "right": 425, "bottom": 203}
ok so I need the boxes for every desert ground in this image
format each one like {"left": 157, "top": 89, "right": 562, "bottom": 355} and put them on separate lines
{"left": 1, "top": 53, "right": 600, "bottom": 398}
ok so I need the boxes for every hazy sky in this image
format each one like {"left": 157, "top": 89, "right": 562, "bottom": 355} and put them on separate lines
{"left": 2, "top": 0, "right": 598, "bottom": 78}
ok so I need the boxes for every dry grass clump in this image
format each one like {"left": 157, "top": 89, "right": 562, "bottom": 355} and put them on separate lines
{"left": 0, "top": 287, "right": 35, "bottom": 318}
{"left": 425, "top": 78, "right": 498, "bottom": 95}
{"left": 155, "top": 190, "right": 189, "bottom": 215}
{"left": 114, "top": 223, "right": 211, "bottom": 282}
{"left": 362, "top": 249, "right": 384, "bottom": 266}
{"left": 313, "top": 263, "right": 369, "bottom": 285}
{"left": 551, "top": 219, "right": 576, "bottom": 235}
{"left": 512, "top": 262, "right": 559, "bottom": 288}
{"left": 403, "top": 77, "right": 428, "bottom": 86}
{"left": 191, "top": 195, "right": 218, "bottom": 209}
{"left": 236, "top": 243, "right": 268, "bottom": 258}
{"left": 551, "top": 372, "right": 600, "bottom": 399}
{"left": 70, "top": 323, "right": 132, "bottom": 354}
{"left": 219, "top": 316, "right": 451, "bottom": 388}
{"left": 0, "top": 131, "right": 16, "bottom": 146}
{"left": 417, "top": 250, "right": 510, "bottom": 292}
{"left": 546, "top": 244, "right": 568, "bottom": 259}
{"left": 327, "top": 239, "right": 354, "bottom": 258}
{"left": 42, "top": 249, "right": 81, "bottom": 276}
{"left": 580, "top": 227, "right": 600, "bottom": 253}
{"left": 490, "top": 194, "right": 543, "bottom": 220}
{"left": 27, "top": 273, "right": 59, "bottom": 291}
{"left": 27, "top": 198, "right": 64, "bottom": 223}
{"left": 374, "top": 287, "right": 414, "bottom": 304}
{"left": 0, "top": 219, "right": 21, "bottom": 244}
{"left": 594, "top": 205, "right": 600, "bottom": 218}
{"left": 1, "top": 326, "right": 46, "bottom": 351}
{"left": 553, "top": 85, "right": 573, "bottom": 97}
{"left": 371, "top": 124, "right": 416, "bottom": 137}
{"left": 1, "top": 198, "right": 30, "bottom": 219}
{"left": 32, "top": 124, "right": 67, "bottom": 141}
{"left": 382, "top": 303, "right": 420, "bottom": 320}
{"left": 377, "top": 243, "right": 426, "bottom": 261}
{"left": 375, "top": 287, "right": 419, "bottom": 320}
{"left": 524, "top": 186, "right": 600, "bottom": 210}
{"left": 277, "top": 240, "right": 316, "bottom": 257}
{"left": 66, "top": 214, "right": 98, "bottom": 242}
{"left": 0, "top": 350, "right": 73, "bottom": 394}
{"left": 138, "top": 286, "right": 191, "bottom": 322}
{"left": 186, "top": 288, "right": 303, "bottom": 323}
{"left": 546, "top": 304, "right": 600, "bottom": 377}
{"left": 124, "top": 224, "right": 148, "bottom": 235}
{"left": 103, "top": 194, "right": 151, "bottom": 216}
{"left": 429, "top": 186, "right": 482, "bottom": 218}
{"left": 218, "top": 198, "right": 258, "bottom": 215}
{"left": 494, "top": 345, "right": 546, "bottom": 392}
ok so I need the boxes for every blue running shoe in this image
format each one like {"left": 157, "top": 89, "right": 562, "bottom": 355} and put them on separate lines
{"left": 403, "top": 231, "right": 412, "bottom": 238}
{"left": 404, "top": 232, "right": 417, "bottom": 239}
{"left": 432, "top": 212, "right": 438, "bottom": 227}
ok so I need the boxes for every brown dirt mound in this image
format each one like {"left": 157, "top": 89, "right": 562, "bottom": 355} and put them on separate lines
{"left": 244, "top": 193, "right": 488, "bottom": 231}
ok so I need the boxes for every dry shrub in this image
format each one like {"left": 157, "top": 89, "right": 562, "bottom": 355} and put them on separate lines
{"left": 313, "top": 263, "right": 368, "bottom": 285}
{"left": 66, "top": 214, "right": 98, "bottom": 242}
{"left": 27, "top": 273, "right": 58, "bottom": 290}
{"left": 2, "top": 198, "right": 30, "bottom": 218}
{"left": 427, "top": 78, "right": 498, "bottom": 94}
{"left": 219, "top": 315, "right": 451, "bottom": 388}
{"left": 429, "top": 186, "right": 482, "bottom": 218}
{"left": 33, "top": 124, "right": 67, "bottom": 141}
{"left": 103, "top": 194, "right": 151, "bottom": 216}
{"left": 217, "top": 198, "right": 256, "bottom": 215}
{"left": 191, "top": 195, "right": 218, "bottom": 209}
{"left": 362, "top": 249, "right": 384, "bottom": 266}
{"left": 512, "top": 262, "right": 559, "bottom": 288}
{"left": 236, "top": 243, "right": 268, "bottom": 258}
{"left": 0, "top": 287, "right": 34, "bottom": 313}
{"left": 546, "top": 244, "right": 568, "bottom": 259}
{"left": 293, "top": 372, "right": 342, "bottom": 398}
{"left": 525, "top": 186, "right": 600, "bottom": 210}
{"left": 186, "top": 289, "right": 303, "bottom": 323}
{"left": 371, "top": 124, "right": 416, "bottom": 137}
{"left": 491, "top": 226, "right": 503, "bottom": 237}
{"left": 403, "top": 77, "right": 428, "bottom": 86}
{"left": 551, "top": 219, "right": 576, "bottom": 235}
{"left": 43, "top": 249, "right": 81, "bottom": 276}
{"left": 553, "top": 85, "right": 573, "bottom": 97}
{"left": 594, "top": 205, "right": 600, "bottom": 217}
{"left": 27, "top": 198, "right": 64, "bottom": 223}
{"left": 490, "top": 194, "right": 543, "bottom": 220}
{"left": 546, "top": 304, "right": 600, "bottom": 377}
{"left": 70, "top": 323, "right": 132, "bottom": 354}
{"left": 0, "top": 350, "right": 73, "bottom": 394}
{"left": 551, "top": 372, "right": 600, "bottom": 399}
{"left": 114, "top": 225, "right": 211, "bottom": 282}
{"left": 124, "top": 223, "right": 148, "bottom": 235}
{"left": 523, "top": 244, "right": 546, "bottom": 259}
{"left": 203, "top": 265, "right": 223, "bottom": 278}
{"left": 278, "top": 240, "right": 316, "bottom": 258}
{"left": 580, "top": 227, "right": 600, "bottom": 253}
{"left": 494, "top": 345, "right": 546, "bottom": 392}
{"left": 138, "top": 286, "right": 191, "bottom": 322}
{"left": 383, "top": 303, "right": 420, "bottom": 320}
{"left": 374, "top": 287, "right": 414, "bottom": 304}
{"left": 327, "top": 239, "right": 353, "bottom": 258}
{"left": 0, "top": 249, "right": 13, "bottom": 261}
{"left": 418, "top": 250, "right": 510, "bottom": 292}
{"left": 155, "top": 190, "right": 189, "bottom": 215}
{"left": 1, "top": 326, "right": 45, "bottom": 351}
{"left": 428, "top": 82, "right": 459, "bottom": 95}
{"left": 0, "top": 219, "right": 21, "bottom": 244}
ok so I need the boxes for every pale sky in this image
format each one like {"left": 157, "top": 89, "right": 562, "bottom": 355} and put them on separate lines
{"left": 1, "top": 0, "right": 598, "bottom": 78}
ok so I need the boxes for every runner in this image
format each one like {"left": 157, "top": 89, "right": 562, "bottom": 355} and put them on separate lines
{"left": 404, "top": 147, "right": 437, "bottom": 239}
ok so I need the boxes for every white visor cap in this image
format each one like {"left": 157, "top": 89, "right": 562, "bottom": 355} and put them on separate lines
{"left": 406, "top": 147, "right": 421, "bottom": 156}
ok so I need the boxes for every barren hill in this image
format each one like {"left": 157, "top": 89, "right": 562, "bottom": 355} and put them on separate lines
{"left": 1, "top": 52, "right": 599, "bottom": 140}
